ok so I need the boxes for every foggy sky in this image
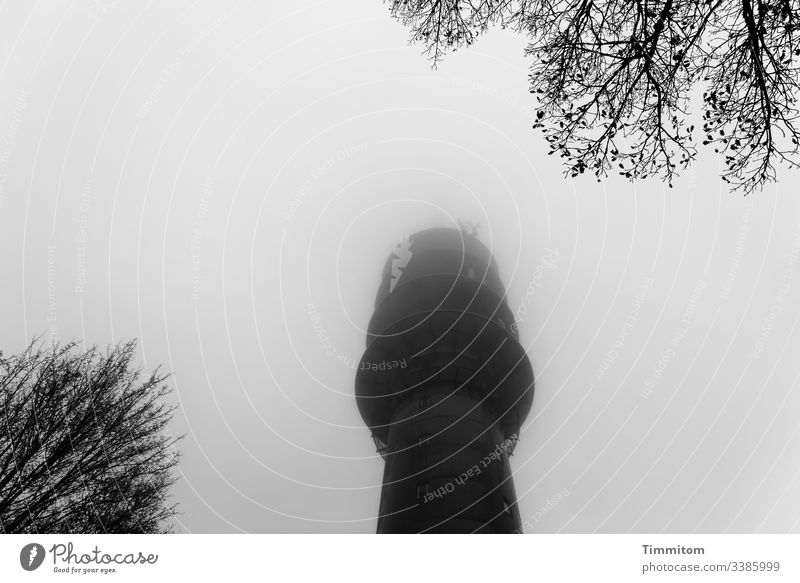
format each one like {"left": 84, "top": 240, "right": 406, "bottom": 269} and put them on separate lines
{"left": 1, "top": 0, "right": 799, "bottom": 533}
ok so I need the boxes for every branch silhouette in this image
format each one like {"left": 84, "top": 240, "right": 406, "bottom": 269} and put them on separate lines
{"left": 387, "top": 0, "right": 800, "bottom": 192}
{"left": 0, "top": 340, "right": 182, "bottom": 534}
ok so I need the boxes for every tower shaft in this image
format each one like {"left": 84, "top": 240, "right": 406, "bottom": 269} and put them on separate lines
{"left": 356, "top": 229, "right": 534, "bottom": 533}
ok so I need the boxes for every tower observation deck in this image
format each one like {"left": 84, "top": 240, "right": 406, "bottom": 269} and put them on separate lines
{"left": 355, "top": 228, "right": 534, "bottom": 533}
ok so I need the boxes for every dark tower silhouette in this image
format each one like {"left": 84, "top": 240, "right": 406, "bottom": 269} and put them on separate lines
{"left": 355, "top": 228, "right": 534, "bottom": 533}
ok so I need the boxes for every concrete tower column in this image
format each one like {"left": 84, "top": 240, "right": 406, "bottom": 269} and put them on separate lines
{"left": 356, "top": 228, "right": 534, "bottom": 533}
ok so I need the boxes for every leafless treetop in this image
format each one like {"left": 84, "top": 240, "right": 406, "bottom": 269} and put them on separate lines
{"left": 388, "top": 0, "right": 800, "bottom": 192}
{"left": 0, "top": 340, "right": 181, "bottom": 534}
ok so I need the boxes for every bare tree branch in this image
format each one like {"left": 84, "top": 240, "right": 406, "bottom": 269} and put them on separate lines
{"left": 0, "top": 339, "right": 182, "bottom": 534}
{"left": 385, "top": 0, "right": 800, "bottom": 192}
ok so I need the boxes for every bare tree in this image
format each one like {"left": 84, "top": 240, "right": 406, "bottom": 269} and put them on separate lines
{"left": 386, "top": 0, "right": 800, "bottom": 192}
{"left": 0, "top": 340, "right": 181, "bottom": 534}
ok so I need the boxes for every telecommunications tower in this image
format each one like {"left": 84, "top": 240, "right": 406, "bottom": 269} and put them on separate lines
{"left": 355, "top": 228, "right": 534, "bottom": 533}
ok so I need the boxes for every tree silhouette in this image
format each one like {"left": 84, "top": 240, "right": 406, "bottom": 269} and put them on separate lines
{"left": 387, "top": 0, "right": 800, "bottom": 192}
{"left": 0, "top": 340, "right": 181, "bottom": 533}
